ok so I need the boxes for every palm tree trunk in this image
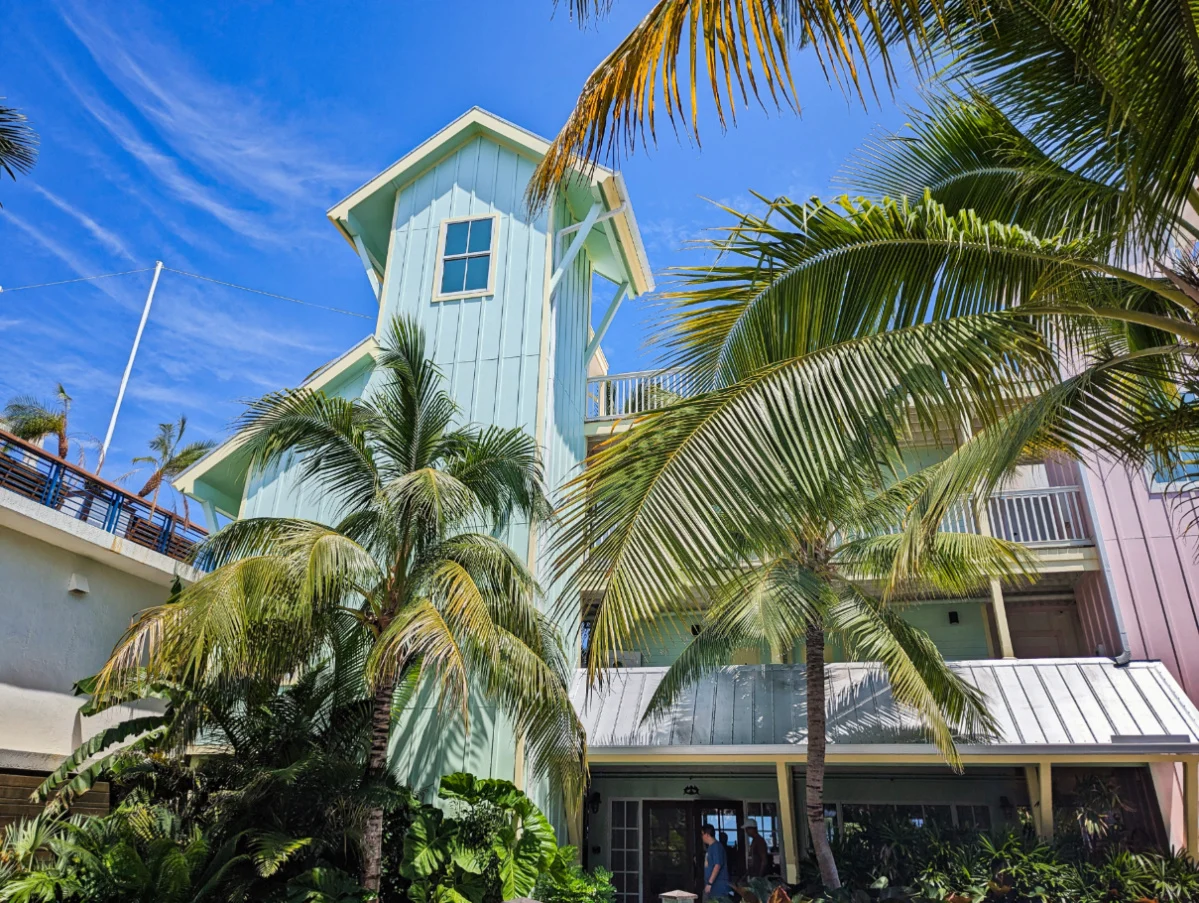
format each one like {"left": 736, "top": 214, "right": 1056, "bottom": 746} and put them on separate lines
{"left": 56, "top": 428, "right": 68, "bottom": 461}
{"left": 805, "top": 622, "right": 840, "bottom": 889}
{"left": 361, "top": 674, "right": 397, "bottom": 893}
{"left": 138, "top": 471, "right": 162, "bottom": 499}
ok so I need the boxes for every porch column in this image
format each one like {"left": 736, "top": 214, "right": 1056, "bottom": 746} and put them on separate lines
{"left": 1037, "top": 761, "right": 1054, "bottom": 841}
{"left": 1185, "top": 758, "right": 1198, "bottom": 858}
{"left": 962, "top": 415, "right": 1015, "bottom": 658}
{"left": 775, "top": 760, "right": 800, "bottom": 882}
{"left": 973, "top": 497, "right": 1015, "bottom": 657}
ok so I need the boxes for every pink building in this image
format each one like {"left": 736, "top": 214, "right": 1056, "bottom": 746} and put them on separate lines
{"left": 1081, "top": 452, "right": 1199, "bottom": 845}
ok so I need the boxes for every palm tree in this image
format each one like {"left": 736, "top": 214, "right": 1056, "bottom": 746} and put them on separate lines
{"left": 132, "top": 416, "right": 215, "bottom": 507}
{"left": 554, "top": 196, "right": 1057, "bottom": 885}
{"left": 527, "top": 0, "right": 982, "bottom": 207}
{"left": 0, "top": 101, "right": 37, "bottom": 199}
{"left": 784, "top": 0, "right": 1199, "bottom": 520}
{"left": 3, "top": 384, "right": 73, "bottom": 459}
{"left": 93, "top": 315, "right": 586, "bottom": 895}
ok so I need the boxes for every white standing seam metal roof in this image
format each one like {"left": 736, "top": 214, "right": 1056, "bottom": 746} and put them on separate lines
{"left": 571, "top": 659, "right": 1199, "bottom": 758}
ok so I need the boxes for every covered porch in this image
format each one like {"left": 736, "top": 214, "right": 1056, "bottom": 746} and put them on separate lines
{"left": 571, "top": 659, "right": 1199, "bottom": 901}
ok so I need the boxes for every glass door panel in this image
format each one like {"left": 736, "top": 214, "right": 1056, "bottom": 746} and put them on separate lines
{"left": 699, "top": 803, "right": 745, "bottom": 881}
{"left": 643, "top": 802, "right": 701, "bottom": 901}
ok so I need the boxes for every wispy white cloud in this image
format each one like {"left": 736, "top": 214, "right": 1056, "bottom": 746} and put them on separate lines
{"left": 29, "top": 184, "right": 136, "bottom": 261}
{"left": 50, "top": 71, "right": 271, "bottom": 243}
{"left": 0, "top": 208, "right": 140, "bottom": 309}
{"left": 55, "top": 3, "right": 369, "bottom": 246}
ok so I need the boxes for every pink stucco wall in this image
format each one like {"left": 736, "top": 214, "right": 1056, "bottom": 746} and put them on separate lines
{"left": 1080, "top": 452, "right": 1199, "bottom": 704}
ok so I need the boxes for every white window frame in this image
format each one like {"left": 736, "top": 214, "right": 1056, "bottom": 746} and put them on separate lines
{"left": 432, "top": 213, "right": 500, "bottom": 301}
{"left": 608, "top": 798, "right": 642, "bottom": 903}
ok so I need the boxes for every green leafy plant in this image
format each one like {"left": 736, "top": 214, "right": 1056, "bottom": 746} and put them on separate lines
{"left": 534, "top": 847, "right": 615, "bottom": 903}
{"left": 91, "top": 315, "right": 586, "bottom": 895}
{"left": 399, "top": 773, "right": 567, "bottom": 903}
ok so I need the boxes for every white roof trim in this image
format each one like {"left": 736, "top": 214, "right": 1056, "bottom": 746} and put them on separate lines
{"left": 325, "top": 107, "right": 654, "bottom": 298}
{"left": 173, "top": 335, "right": 379, "bottom": 495}
{"left": 327, "top": 107, "right": 613, "bottom": 221}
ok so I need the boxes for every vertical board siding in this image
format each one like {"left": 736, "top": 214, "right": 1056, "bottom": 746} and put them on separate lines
{"left": 1082, "top": 451, "right": 1199, "bottom": 705}
{"left": 380, "top": 137, "right": 560, "bottom": 795}
{"left": 237, "top": 134, "right": 591, "bottom": 801}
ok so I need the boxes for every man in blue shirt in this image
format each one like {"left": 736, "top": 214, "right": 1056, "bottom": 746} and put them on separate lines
{"left": 701, "top": 823, "right": 731, "bottom": 902}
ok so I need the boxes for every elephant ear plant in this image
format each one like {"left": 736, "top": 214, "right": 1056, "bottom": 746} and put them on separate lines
{"left": 400, "top": 773, "right": 565, "bottom": 903}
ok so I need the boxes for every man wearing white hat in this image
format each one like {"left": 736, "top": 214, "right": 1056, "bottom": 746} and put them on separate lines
{"left": 741, "top": 818, "right": 770, "bottom": 878}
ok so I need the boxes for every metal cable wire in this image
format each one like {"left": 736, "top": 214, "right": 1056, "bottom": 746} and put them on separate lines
{"left": 0, "top": 264, "right": 373, "bottom": 321}
{"left": 0, "top": 267, "right": 156, "bottom": 293}
{"left": 163, "top": 267, "right": 373, "bottom": 320}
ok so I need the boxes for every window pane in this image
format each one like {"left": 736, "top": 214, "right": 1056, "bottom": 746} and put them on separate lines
{"left": 445, "top": 221, "right": 470, "bottom": 256}
{"left": 464, "top": 254, "right": 491, "bottom": 291}
{"left": 958, "top": 804, "right": 991, "bottom": 831}
{"left": 467, "top": 217, "right": 493, "bottom": 253}
{"left": 613, "top": 803, "right": 625, "bottom": 828}
{"left": 440, "top": 257, "right": 467, "bottom": 294}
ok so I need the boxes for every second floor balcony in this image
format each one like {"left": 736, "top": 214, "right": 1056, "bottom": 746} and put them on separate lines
{"left": 0, "top": 429, "right": 206, "bottom": 564}
{"left": 585, "top": 372, "right": 1094, "bottom": 551}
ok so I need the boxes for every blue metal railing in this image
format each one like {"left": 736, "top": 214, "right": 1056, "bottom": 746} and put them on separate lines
{"left": 0, "top": 429, "right": 206, "bottom": 564}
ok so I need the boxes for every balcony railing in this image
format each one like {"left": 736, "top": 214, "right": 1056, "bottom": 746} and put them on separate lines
{"left": 0, "top": 429, "right": 206, "bottom": 563}
{"left": 586, "top": 369, "right": 693, "bottom": 420}
{"left": 985, "top": 485, "right": 1090, "bottom": 545}
{"left": 867, "top": 488, "right": 1091, "bottom": 546}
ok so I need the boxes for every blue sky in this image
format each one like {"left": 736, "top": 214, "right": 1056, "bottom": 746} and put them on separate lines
{"left": 1, "top": 1, "right": 919, "bottom": 504}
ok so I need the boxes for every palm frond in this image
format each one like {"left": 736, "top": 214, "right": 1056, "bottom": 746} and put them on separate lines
{"left": 827, "top": 585, "right": 998, "bottom": 767}
{"left": 841, "top": 92, "right": 1154, "bottom": 252}
{"left": 235, "top": 389, "right": 380, "bottom": 519}
{"left": 528, "top": 0, "right": 959, "bottom": 208}
{"left": 834, "top": 529, "right": 1037, "bottom": 599}
{"left": 925, "top": 0, "right": 1199, "bottom": 253}
{"left": 441, "top": 425, "right": 553, "bottom": 525}
{"left": 556, "top": 309, "right": 1059, "bottom": 669}
{"left": 0, "top": 101, "right": 38, "bottom": 184}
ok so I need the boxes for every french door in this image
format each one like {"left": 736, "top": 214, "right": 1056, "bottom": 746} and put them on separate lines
{"left": 641, "top": 801, "right": 745, "bottom": 903}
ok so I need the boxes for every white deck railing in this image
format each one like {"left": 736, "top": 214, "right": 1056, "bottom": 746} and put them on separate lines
{"left": 853, "top": 489, "right": 1091, "bottom": 546}
{"left": 585, "top": 373, "right": 1092, "bottom": 546}
{"left": 586, "top": 370, "right": 692, "bottom": 420}
{"left": 986, "top": 486, "right": 1090, "bottom": 545}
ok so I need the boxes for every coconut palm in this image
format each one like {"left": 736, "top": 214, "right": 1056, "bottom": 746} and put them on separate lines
{"left": 554, "top": 193, "right": 1065, "bottom": 885}
{"left": 3, "top": 384, "right": 73, "bottom": 459}
{"left": 93, "top": 315, "right": 586, "bottom": 895}
{"left": 0, "top": 101, "right": 37, "bottom": 198}
{"left": 527, "top": 0, "right": 980, "bottom": 207}
{"left": 132, "top": 416, "right": 215, "bottom": 507}
{"left": 799, "top": 0, "right": 1199, "bottom": 522}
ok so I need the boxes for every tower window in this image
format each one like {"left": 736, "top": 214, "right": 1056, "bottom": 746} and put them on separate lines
{"left": 436, "top": 215, "right": 497, "bottom": 298}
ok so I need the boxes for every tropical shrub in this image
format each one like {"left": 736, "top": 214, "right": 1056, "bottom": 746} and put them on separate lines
{"left": 791, "top": 818, "right": 1199, "bottom": 903}
{"left": 7, "top": 665, "right": 387, "bottom": 902}
{"left": 0, "top": 794, "right": 240, "bottom": 903}
{"left": 393, "top": 772, "right": 567, "bottom": 903}
{"left": 534, "top": 847, "right": 615, "bottom": 903}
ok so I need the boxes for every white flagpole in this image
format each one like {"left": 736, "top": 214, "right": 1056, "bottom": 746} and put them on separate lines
{"left": 97, "top": 260, "right": 163, "bottom": 475}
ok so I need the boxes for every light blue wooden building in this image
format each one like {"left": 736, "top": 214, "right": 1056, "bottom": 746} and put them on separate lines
{"left": 174, "top": 109, "right": 1199, "bottom": 898}
{"left": 174, "top": 108, "right": 654, "bottom": 814}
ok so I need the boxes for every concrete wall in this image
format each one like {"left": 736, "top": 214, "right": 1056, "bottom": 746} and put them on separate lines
{"left": 0, "top": 520, "right": 171, "bottom": 768}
